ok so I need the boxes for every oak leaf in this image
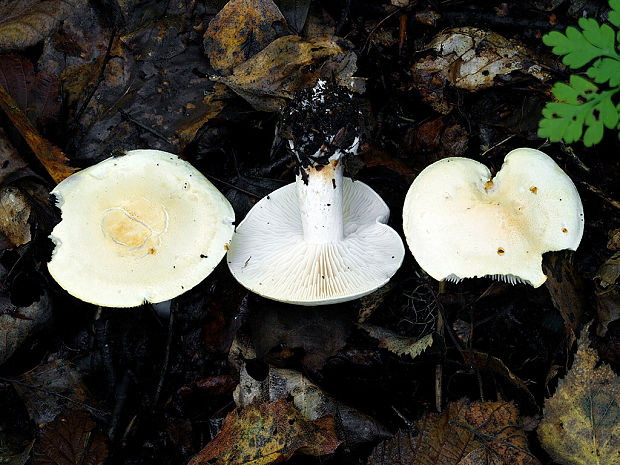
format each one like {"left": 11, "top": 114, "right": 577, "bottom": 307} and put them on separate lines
{"left": 188, "top": 397, "right": 340, "bottom": 465}
{"left": 368, "top": 399, "right": 540, "bottom": 465}
{"left": 0, "top": 0, "right": 78, "bottom": 51}
{"left": 204, "top": 0, "right": 288, "bottom": 74}
{"left": 538, "top": 324, "right": 620, "bottom": 465}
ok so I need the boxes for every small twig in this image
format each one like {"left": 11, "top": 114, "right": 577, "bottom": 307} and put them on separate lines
{"left": 119, "top": 110, "right": 172, "bottom": 143}
{"left": 581, "top": 181, "right": 620, "bottom": 210}
{"left": 108, "top": 370, "right": 131, "bottom": 441}
{"left": 154, "top": 302, "right": 175, "bottom": 406}
{"left": 204, "top": 173, "right": 261, "bottom": 198}
{"left": 362, "top": 8, "right": 402, "bottom": 54}
{"left": 480, "top": 134, "right": 515, "bottom": 157}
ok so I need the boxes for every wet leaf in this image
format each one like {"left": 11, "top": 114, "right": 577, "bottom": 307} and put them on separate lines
{"left": 0, "top": 128, "right": 29, "bottom": 184}
{"left": 0, "top": 288, "right": 51, "bottom": 366}
{"left": 368, "top": 399, "right": 540, "bottom": 465}
{"left": 412, "top": 27, "right": 549, "bottom": 114}
{"left": 34, "top": 411, "right": 108, "bottom": 465}
{"left": 538, "top": 324, "right": 620, "bottom": 465}
{"left": 0, "top": 431, "right": 33, "bottom": 465}
{"left": 234, "top": 365, "right": 390, "bottom": 446}
{"left": 12, "top": 360, "right": 95, "bottom": 425}
{"left": 204, "top": 0, "right": 288, "bottom": 74}
{"left": 594, "top": 252, "right": 620, "bottom": 336}
{"left": 0, "top": 84, "right": 76, "bottom": 183}
{"left": 360, "top": 324, "right": 435, "bottom": 360}
{"left": 0, "top": 186, "right": 31, "bottom": 249}
{"left": 188, "top": 397, "right": 341, "bottom": 465}
{"left": 214, "top": 35, "right": 358, "bottom": 112}
{"left": 275, "top": 0, "right": 311, "bottom": 33}
{"left": 0, "top": 0, "right": 78, "bottom": 51}
{"left": 0, "top": 55, "right": 60, "bottom": 126}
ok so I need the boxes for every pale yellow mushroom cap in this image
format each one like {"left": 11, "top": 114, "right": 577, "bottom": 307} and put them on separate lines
{"left": 403, "top": 148, "right": 584, "bottom": 287}
{"left": 48, "top": 149, "right": 235, "bottom": 307}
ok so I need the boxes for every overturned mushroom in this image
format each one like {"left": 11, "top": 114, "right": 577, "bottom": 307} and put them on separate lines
{"left": 48, "top": 149, "right": 235, "bottom": 308}
{"left": 402, "top": 148, "right": 584, "bottom": 287}
{"left": 227, "top": 82, "right": 404, "bottom": 305}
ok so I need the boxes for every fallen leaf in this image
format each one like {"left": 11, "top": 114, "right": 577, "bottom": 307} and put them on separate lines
{"left": 607, "top": 228, "right": 620, "bottom": 251}
{"left": 538, "top": 324, "right": 620, "bottom": 465}
{"left": 0, "top": 288, "right": 51, "bottom": 366}
{"left": 0, "top": 0, "right": 78, "bottom": 51}
{"left": 0, "top": 431, "right": 33, "bottom": 465}
{"left": 204, "top": 0, "right": 288, "bottom": 74}
{"left": 34, "top": 410, "right": 108, "bottom": 465}
{"left": 234, "top": 365, "right": 391, "bottom": 446}
{"left": 188, "top": 398, "right": 341, "bottom": 465}
{"left": 0, "top": 84, "right": 76, "bottom": 183}
{"left": 0, "top": 186, "right": 31, "bottom": 249}
{"left": 12, "top": 360, "right": 95, "bottom": 425}
{"left": 368, "top": 398, "right": 540, "bottom": 465}
{"left": 0, "top": 128, "right": 29, "bottom": 184}
{"left": 276, "top": 0, "right": 311, "bottom": 33}
{"left": 360, "top": 324, "right": 435, "bottom": 360}
{"left": 214, "top": 35, "right": 358, "bottom": 112}
{"left": 594, "top": 252, "right": 620, "bottom": 336}
{"left": 0, "top": 55, "right": 60, "bottom": 126}
{"left": 543, "top": 251, "right": 586, "bottom": 334}
{"left": 412, "top": 27, "right": 550, "bottom": 114}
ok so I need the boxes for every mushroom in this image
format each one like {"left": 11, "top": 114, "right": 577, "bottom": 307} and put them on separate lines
{"left": 47, "top": 149, "right": 235, "bottom": 308}
{"left": 227, "top": 82, "right": 405, "bottom": 305}
{"left": 402, "top": 147, "right": 584, "bottom": 287}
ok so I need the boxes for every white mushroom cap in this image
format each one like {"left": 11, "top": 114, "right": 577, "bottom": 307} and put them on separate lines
{"left": 227, "top": 177, "right": 405, "bottom": 305}
{"left": 48, "top": 149, "right": 235, "bottom": 307}
{"left": 402, "top": 148, "right": 584, "bottom": 287}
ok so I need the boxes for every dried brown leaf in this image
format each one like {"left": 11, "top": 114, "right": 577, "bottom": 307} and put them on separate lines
{"left": 0, "top": 84, "right": 76, "bottom": 183}
{"left": 188, "top": 397, "right": 340, "bottom": 465}
{"left": 214, "top": 35, "right": 357, "bottom": 112}
{"left": 360, "top": 324, "right": 434, "bottom": 360}
{"left": 0, "top": 127, "right": 29, "bottom": 184}
{"left": 538, "top": 324, "right": 620, "bottom": 465}
{"left": 12, "top": 360, "right": 93, "bottom": 425}
{"left": 0, "top": 186, "right": 31, "bottom": 249}
{"left": 204, "top": 0, "right": 288, "bottom": 73}
{"left": 368, "top": 399, "right": 540, "bottom": 465}
{"left": 0, "top": 0, "right": 78, "bottom": 51}
{"left": 34, "top": 411, "right": 108, "bottom": 465}
{"left": 594, "top": 252, "right": 620, "bottom": 336}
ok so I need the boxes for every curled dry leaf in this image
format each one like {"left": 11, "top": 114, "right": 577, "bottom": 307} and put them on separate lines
{"left": 359, "top": 323, "right": 435, "bottom": 360}
{"left": 234, "top": 365, "right": 391, "bottom": 446}
{"left": 188, "top": 397, "right": 341, "bottom": 465}
{"left": 538, "top": 324, "right": 620, "bottom": 465}
{"left": 594, "top": 252, "right": 620, "bottom": 336}
{"left": 412, "top": 27, "right": 550, "bottom": 114}
{"left": 0, "top": 186, "right": 31, "bottom": 249}
{"left": 0, "top": 84, "right": 76, "bottom": 183}
{"left": 34, "top": 410, "right": 108, "bottom": 465}
{"left": 204, "top": 0, "right": 288, "bottom": 74}
{"left": 0, "top": 0, "right": 78, "bottom": 51}
{"left": 214, "top": 35, "right": 358, "bottom": 112}
{"left": 368, "top": 398, "right": 540, "bottom": 465}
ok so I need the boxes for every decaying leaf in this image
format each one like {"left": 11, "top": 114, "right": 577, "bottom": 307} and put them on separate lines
{"left": 360, "top": 324, "right": 435, "bottom": 360}
{"left": 214, "top": 35, "right": 358, "bottom": 112}
{"left": 234, "top": 365, "right": 390, "bottom": 446}
{"left": 594, "top": 252, "right": 620, "bottom": 336}
{"left": 0, "top": 128, "right": 29, "bottom": 184}
{"left": 368, "top": 398, "right": 540, "bottom": 465}
{"left": 538, "top": 325, "right": 620, "bottom": 465}
{"left": 0, "top": 186, "right": 31, "bottom": 249}
{"left": 188, "top": 397, "right": 341, "bottom": 465}
{"left": 0, "top": 431, "right": 33, "bottom": 465}
{"left": 204, "top": 0, "right": 288, "bottom": 73}
{"left": 543, "top": 251, "right": 586, "bottom": 334}
{"left": 412, "top": 27, "right": 550, "bottom": 114}
{"left": 0, "top": 288, "right": 51, "bottom": 366}
{"left": 0, "top": 55, "right": 60, "bottom": 126}
{"left": 34, "top": 410, "right": 108, "bottom": 465}
{"left": 12, "top": 360, "right": 94, "bottom": 425}
{"left": 0, "top": 84, "right": 76, "bottom": 183}
{"left": 0, "top": 0, "right": 78, "bottom": 51}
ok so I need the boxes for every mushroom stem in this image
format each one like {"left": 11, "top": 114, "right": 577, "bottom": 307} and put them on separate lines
{"left": 296, "top": 160, "right": 344, "bottom": 243}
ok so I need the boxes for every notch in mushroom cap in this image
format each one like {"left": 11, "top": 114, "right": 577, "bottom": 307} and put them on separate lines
{"left": 227, "top": 81, "right": 405, "bottom": 305}
{"left": 47, "top": 149, "right": 235, "bottom": 308}
{"left": 402, "top": 148, "right": 584, "bottom": 287}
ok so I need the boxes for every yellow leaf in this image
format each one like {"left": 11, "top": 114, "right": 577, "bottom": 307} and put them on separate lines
{"left": 538, "top": 324, "right": 620, "bottom": 465}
